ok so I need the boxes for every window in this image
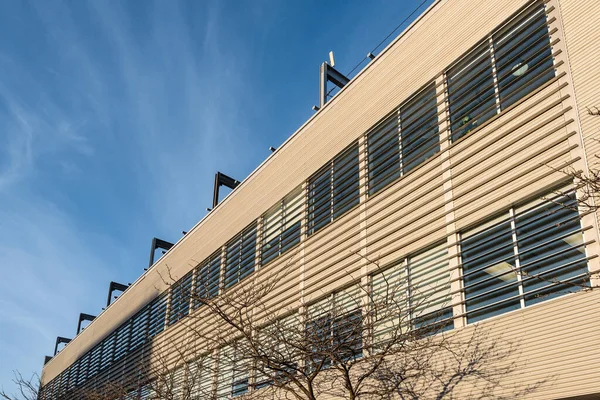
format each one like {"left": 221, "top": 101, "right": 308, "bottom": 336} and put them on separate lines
{"left": 193, "top": 251, "right": 221, "bottom": 307}
{"left": 494, "top": 4, "right": 555, "bottom": 109}
{"left": 367, "top": 115, "right": 401, "bottom": 195}
{"left": 216, "top": 345, "right": 249, "bottom": 398}
{"left": 308, "top": 143, "right": 360, "bottom": 235}
{"left": 400, "top": 84, "right": 440, "bottom": 174}
{"left": 168, "top": 271, "right": 193, "bottom": 326}
{"left": 148, "top": 293, "right": 168, "bottom": 338}
{"left": 225, "top": 223, "right": 257, "bottom": 289}
{"left": 113, "top": 320, "right": 131, "bottom": 361}
{"left": 371, "top": 243, "right": 452, "bottom": 346}
{"left": 129, "top": 305, "right": 150, "bottom": 351}
{"left": 189, "top": 355, "right": 214, "bottom": 398}
{"left": 447, "top": 43, "right": 497, "bottom": 142}
{"left": 367, "top": 84, "right": 439, "bottom": 195}
{"left": 262, "top": 187, "right": 303, "bottom": 265}
{"left": 448, "top": 2, "right": 554, "bottom": 142}
{"left": 254, "top": 314, "right": 300, "bottom": 390}
{"left": 515, "top": 192, "right": 588, "bottom": 304}
{"left": 460, "top": 191, "right": 589, "bottom": 324}
{"left": 306, "top": 285, "right": 363, "bottom": 369}
{"left": 100, "top": 332, "right": 115, "bottom": 370}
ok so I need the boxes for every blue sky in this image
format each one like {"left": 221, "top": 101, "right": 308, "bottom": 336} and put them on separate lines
{"left": 0, "top": 0, "right": 432, "bottom": 394}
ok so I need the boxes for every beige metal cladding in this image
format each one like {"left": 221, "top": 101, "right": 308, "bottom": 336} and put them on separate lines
{"left": 554, "top": 0, "right": 600, "bottom": 229}
{"left": 41, "top": 0, "right": 600, "bottom": 398}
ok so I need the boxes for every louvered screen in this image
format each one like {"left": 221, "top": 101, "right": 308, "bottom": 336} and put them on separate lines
{"left": 168, "top": 270, "right": 193, "bottom": 326}
{"left": 224, "top": 223, "right": 257, "bottom": 289}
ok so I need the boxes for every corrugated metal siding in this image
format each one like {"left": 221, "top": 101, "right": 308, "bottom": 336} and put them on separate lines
{"left": 558, "top": 0, "right": 600, "bottom": 228}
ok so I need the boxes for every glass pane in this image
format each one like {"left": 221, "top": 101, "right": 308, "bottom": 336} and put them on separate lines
{"left": 333, "top": 143, "right": 360, "bottom": 219}
{"left": 409, "top": 243, "right": 453, "bottom": 332}
{"left": 447, "top": 43, "right": 497, "bottom": 142}
{"left": 371, "top": 261, "right": 408, "bottom": 346}
{"left": 461, "top": 217, "right": 520, "bottom": 323}
{"left": 401, "top": 84, "right": 440, "bottom": 173}
{"left": 367, "top": 114, "right": 401, "bottom": 195}
{"left": 494, "top": 4, "right": 554, "bottom": 109}
{"left": 516, "top": 192, "right": 588, "bottom": 305}
{"left": 307, "top": 167, "right": 331, "bottom": 236}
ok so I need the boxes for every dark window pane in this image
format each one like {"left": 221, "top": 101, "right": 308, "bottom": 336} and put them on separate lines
{"left": 448, "top": 43, "right": 497, "bottom": 142}
{"left": 308, "top": 142, "right": 360, "bottom": 235}
{"left": 515, "top": 193, "right": 589, "bottom": 305}
{"left": 307, "top": 168, "right": 331, "bottom": 236}
{"left": 494, "top": 5, "right": 554, "bottom": 109}
{"left": 461, "top": 218, "right": 520, "bottom": 323}
{"left": 225, "top": 224, "right": 257, "bottom": 289}
{"left": 148, "top": 293, "right": 168, "bottom": 338}
{"left": 367, "top": 115, "right": 401, "bottom": 195}
{"left": 333, "top": 143, "right": 360, "bottom": 219}
{"left": 401, "top": 84, "right": 439, "bottom": 173}
{"left": 195, "top": 251, "right": 221, "bottom": 307}
{"left": 168, "top": 271, "right": 193, "bottom": 326}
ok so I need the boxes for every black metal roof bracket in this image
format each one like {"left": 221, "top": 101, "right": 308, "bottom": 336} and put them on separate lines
{"left": 44, "top": 355, "right": 53, "bottom": 365}
{"left": 54, "top": 337, "right": 71, "bottom": 356}
{"left": 319, "top": 62, "right": 350, "bottom": 108}
{"left": 76, "top": 313, "right": 96, "bottom": 335}
{"left": 148, "top": 237, "right": 174, "bottom": 268}
{"left": 212, "top": 172, "right": 240, "bottom": 208}
{"left": 106, "top": 281, "right": 129, "bottom": 307}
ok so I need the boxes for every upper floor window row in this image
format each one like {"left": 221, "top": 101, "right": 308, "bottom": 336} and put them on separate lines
{"left": 367, "top": 2, "right": 555, "bottom": 195}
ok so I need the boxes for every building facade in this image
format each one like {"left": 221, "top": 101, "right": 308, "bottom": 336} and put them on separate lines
{"left": 40, "top": 0, "right": 600, "bottom": 398}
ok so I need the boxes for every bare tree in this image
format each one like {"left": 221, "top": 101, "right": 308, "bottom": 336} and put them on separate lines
{"left": 160, "top": 253, "right": 545, "bottom": 400}
{"left": 0, "top": 372, "right": 41, "bottom": 400}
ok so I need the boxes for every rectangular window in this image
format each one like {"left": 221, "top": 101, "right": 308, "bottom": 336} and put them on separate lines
{"left": 216, "top": 345, "right": 249, "bottom": 398}
{"left": 308, "top": 142, "right": 360, "bottom": 235}
{"left": 148, "top": 292, "right": 168, "bottom": 339}
{"left": 100, "top": 332, "right": 115, "bottom": 370}
{"left": 447, "top": 3, "right": 555, "bottom": 142}
{"left": 494, "top": 4, "right": 554, "bottom": 109}
{"left": 367, "top": 84, "right": 439, "bottom": 196}
{"left": 367, "top": 115, "right": 401, "bottom": 196}
{"left": 372, "top": 243, "right": 452, "bottom": 346}
{"left": 447, "top": 43, "right": 497, "bottom": 142}
{"left": 168, "top": 271, "right": 193, "bottom": 326}
{"left": 189, "top": 355, "right": 214, "bottom": 398}
{"left": 515, "top": 192, "right": 589, "bottom": 305}
{"left": 460, "top": 191, "right": 589, "bottom": 324}
{"left": 262, "top": 187, "right": 303, "bottom": 265}
{"left": 113, "top": 320, "right": 131, "bottom": 361}
{"left": 225, "top": 223, "right": 257, "bottom": 289}
{"left": 461, "top": 216, "right": 520, "bottom": 323}
{"left": 306, "top": 285, "right": 363, "bottom": 369}
{"left": 409, "top": 244, "right": 453, "bottom": 332}
{"left": 129, "top": 305, "right": 150, "bottom": 351}
{"left": 194, "top": 250, "right": 221, "bottom": 307}
{"left": 400, "top": 84, "right": 440, "bottom": 174}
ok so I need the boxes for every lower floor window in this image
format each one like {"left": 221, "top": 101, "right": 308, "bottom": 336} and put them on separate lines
{"left": 461, "top": 190, "right": 589, "bottom": 324}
